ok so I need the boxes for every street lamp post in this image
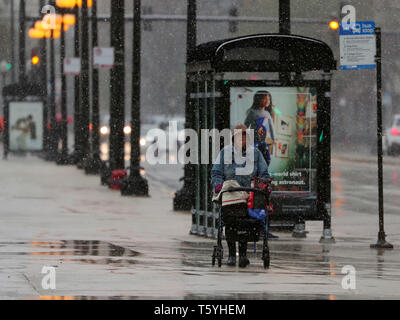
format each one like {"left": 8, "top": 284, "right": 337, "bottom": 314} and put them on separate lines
{"left": 109, "top": 0, "right": 125, "bottom": 171}
{"left": 78, "top": 0, "right": 90, "bottom": 168}
{"left": 39, "top": 0, "right": 49, "bottom": 157}
{"left": 49, "top": 5, "right": 57, "bottom": 160}
{"left": 121, "top": 0, "right": 149, "bottom": 196}
{"left": 56, "top": 13, "right": 69, "bottom": 165}
{"left": 72, "top": 5, "right": 81, "bottom": 165}
{"left": 10, "top": 1, "right": 16, "bottom": 84}
{"left": 84, "top": 0, "right": 102, "bottom": 174}
{"left": 279, "top": 0, "right": 291, "bottom": 84}
{"left": 19, "top": 0, "right": 26, "bottom": 84}
{"left": 173, "top": 0, "right": 197, "bottom": 210}
{"left": 56, "top": 0, "right": 92, "bottom": 167}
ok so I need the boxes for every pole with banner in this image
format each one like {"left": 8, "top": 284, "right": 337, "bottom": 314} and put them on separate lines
{"left": 340, "top": 21, "right": 393, "bottom": 249}
{"left": 370, "top": 27, "right": 393, "bottom": 249}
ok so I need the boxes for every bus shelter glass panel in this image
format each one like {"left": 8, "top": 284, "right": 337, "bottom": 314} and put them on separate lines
{"left": 229, "top": 86, "right": 318, "bottom": 193}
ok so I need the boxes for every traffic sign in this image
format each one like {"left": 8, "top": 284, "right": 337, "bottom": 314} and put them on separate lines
{"left": 340, "top": 21, "right": 376, "bottom": 70}
{"left": 64, "top": 57, "right": 81, "bottom": 75}
{"left": 93, "top": 47, "right": 114, "bottom": 69}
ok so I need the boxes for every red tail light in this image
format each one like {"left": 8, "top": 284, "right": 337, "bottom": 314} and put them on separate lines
{"left": 391, "top": 127, "right": 400, "bottom": 136}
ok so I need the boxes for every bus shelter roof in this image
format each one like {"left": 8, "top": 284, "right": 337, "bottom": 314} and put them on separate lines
{"left": 189, "top": 34, "right": 336, "bottom": 73}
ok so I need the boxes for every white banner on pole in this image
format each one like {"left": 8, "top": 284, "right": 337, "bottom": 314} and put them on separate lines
{"left": 93, "top": 47, "right": 114, "bottom": 69}
{"left": 64, "top": 57, "right": 81, "bottom": 75}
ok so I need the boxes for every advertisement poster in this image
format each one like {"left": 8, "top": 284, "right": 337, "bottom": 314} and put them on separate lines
{"left": 230, "top": 87, "right": 318, "bottom": 193}
{"left": 9, "top": 102, "right": 43, "bottom": 152}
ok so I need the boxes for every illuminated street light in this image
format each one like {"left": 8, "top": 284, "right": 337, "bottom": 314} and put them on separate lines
{"left": 56, "top": 0, "right": 92, "bottom": 8}
{"left": 29, "top": 28, "right": 45, "bottom": 39}
{"left": 329, "top": 20, "right": 340, "bottom": 30}
{"left": 32, "top": 55, "right": 40, "bottom": 65}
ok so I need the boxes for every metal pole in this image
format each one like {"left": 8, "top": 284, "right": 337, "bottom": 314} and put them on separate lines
{"left": 72, "top": 5, "right": 81, "bottom": 164}
{"left": 121, "top": 0, "right": 148, "bottom": 196}
{"left": 371, "top": 27, "right": 393, "bottom": 250}
{"left": 279, "top": 0, "right": 291, "bottom": 83}
{"left": 48, "top": 0, "right": 57, "bottom": 161}
{"left": 109, "top": 0, "right": 125, "bottom": 171}
{"left": 84, "top": 0, "right": 101, "bottom": 174}
{"left": 11, "top": 0, "right": 16, "bottom": 83}
{"left": 40, "top": 0, "right": 49, "bottom": 156}
{"left": 173, "top": 0, "right": 196, "bottom": 211}
{"left": 19, "top": 0, "right": 26, "bottom": 83}
{"left": 279, "top": 0, "right": 291, "bottom": 34}
{"left": 57, "top": 17, "right": 69, "bottom": 165}
{"left": 78, "top": 0, "right": 90, "bottom": 167}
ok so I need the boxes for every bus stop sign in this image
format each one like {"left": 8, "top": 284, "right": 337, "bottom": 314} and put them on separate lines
{"left": 340, "top": 21, "right": 376, "bottom": 70}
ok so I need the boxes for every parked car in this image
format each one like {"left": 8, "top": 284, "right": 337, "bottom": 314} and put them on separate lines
{"left": 383, "top": 114, "right": 400, "bottom": 156}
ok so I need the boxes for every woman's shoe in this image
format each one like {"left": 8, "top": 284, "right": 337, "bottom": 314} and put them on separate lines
{"left": 239, "top": 256, "right": 250, "bottom": 268}
{"left": 227, "top": 256, "right": 236, "bottom": 266}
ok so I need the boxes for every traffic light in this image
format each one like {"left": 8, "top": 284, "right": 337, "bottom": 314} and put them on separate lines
{"left": 31, "top": 48, "right": 40, "bottom": 66}
{"left": 229, "top": 6, "right": 239, "bottom": 33}
{"left": 329, "top": 20, "right": 340, "bottom": 30}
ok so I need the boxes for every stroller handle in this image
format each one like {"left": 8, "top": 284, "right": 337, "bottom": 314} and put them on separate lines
{"left": 220, "top": 187, "right": 269, "bottom": 197}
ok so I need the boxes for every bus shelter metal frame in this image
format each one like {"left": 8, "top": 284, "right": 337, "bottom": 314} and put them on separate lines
{"left": 186, "top": 34, "right": 336, "bottom": 242}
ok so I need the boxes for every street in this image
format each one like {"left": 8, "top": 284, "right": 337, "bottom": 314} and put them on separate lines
{"left": 0, "top": 150, "right": 399, "bottom": 300}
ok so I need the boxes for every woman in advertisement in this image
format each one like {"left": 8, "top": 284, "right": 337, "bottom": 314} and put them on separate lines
{"left": 244, "top": 91, "right": 276, "bottom": 165}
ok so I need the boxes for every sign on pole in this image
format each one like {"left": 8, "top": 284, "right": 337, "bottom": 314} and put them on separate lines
{"left": 340, "top": 21, "right": 376, "bottom": 70}
{"left": 93, "top": 47, "right": 114, "bottom": 69}
{"left": 64, "top": 57, "right": 81, "bottom": 75}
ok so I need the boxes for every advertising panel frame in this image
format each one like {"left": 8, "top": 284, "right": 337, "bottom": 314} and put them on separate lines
{"left": 218, "top": 79, "right": 331, "bottom": 223}
{"left": 3, "top": 100, "right": 46, "bottom": 156}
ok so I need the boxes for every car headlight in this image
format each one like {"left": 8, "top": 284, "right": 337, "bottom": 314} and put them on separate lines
{"left": 140, "top": 138, "right": 146, "bottom": 146}
{"left": 124, "top": 126, "right": 132, "bottom": 135}
{"left": 100, "top": 126, "right": 109, "bottom": 135}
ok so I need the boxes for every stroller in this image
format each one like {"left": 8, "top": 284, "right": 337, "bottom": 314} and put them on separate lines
{"left": 212, "top": 177, "right": 273, "bottom": 269}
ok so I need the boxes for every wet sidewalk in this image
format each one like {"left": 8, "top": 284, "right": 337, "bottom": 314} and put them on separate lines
{"left": 1, "top": 154, "right": 400, "bottom": 300}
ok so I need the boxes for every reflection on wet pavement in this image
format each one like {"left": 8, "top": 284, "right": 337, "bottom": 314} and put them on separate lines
{"left": 0, "top": 240, "right": 139, "bottom": 266}
{"left": 2, "top": 235, "right": 400, "bottom": 299}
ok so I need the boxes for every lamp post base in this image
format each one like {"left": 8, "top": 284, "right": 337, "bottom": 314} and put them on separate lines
{"left": 370, "top": 232, "right": 393, "bottom": 249}
{"left": 292, "top": 221, "right": 307, "bottom": 238}
{"left": 121, "top": 171, "right": 149, "bottom": 196}
{"left": 84, "top": 155, "right": 102, "bottom": 175}
{"left": 56, "top": 153, "right": 71, "bottom": 166}
{"left": 173, "top": 184, "right": 194, "bottom": 211}
{"left": 319, "top": 228, "right": 336, "bottom": 244}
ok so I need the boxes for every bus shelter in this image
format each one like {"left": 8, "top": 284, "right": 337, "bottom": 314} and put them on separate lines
{"left": 2, "top": 82, "right": 46, "bottom": 158}
{"left": 187, "top": 34, "right": 336, "bottom": 242}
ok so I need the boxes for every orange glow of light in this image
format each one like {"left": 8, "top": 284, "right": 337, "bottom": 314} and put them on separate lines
{"left": 29, "top": 28, "right": 45, "bottom": 39}
{"left": 32, "top": 56, "right": 40, "bottom": 65}
{"left": 77, "top": 0, "right": 93, "bottom": 8}
{"left": 56, "top": 0, "right": 77, "bottom": 8}
{"left": 56, "top": 0, "right": 92, "bottom": 8}
{"left": 329, "top": 20, "right": 340, "bottom": 30}
{"left": 63, "top": 14, "right": 76, "bottom": 26}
